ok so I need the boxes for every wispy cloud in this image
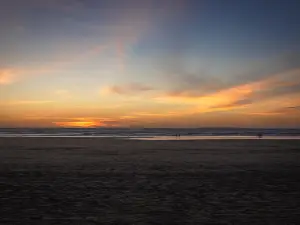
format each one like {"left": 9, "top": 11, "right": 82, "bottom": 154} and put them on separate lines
{"left": 150, "top": 67, "right": 300, "bottom": 117}
{"left": 6, "top": 100, "right": 54, "bottom": 105}
{"left": 160, "top": 67, "right": 299, "bottom": 100}
{"left": 101, "top": 83, "right": 155, "bottom": 95}
{"left": 0, "top": 0, "right": 187, "bottom": 86}
{"left": 157, "top": 82, "right": 254, "bottom": 107}
{"left": 0, "top": 44, "right": 108, "bottom": 85}
{"left": 155, "top": 49, "right": 300, "bottom": 104}
{"left": 0, "top": 36, "right": 139, "bottom": 86}
{"left": 0, "top": 69, "right": 18, "bottom": 85}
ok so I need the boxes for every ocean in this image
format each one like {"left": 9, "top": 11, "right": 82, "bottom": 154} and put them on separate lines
{"left": 1, "top": 127, "right": 300, "bottom": 139}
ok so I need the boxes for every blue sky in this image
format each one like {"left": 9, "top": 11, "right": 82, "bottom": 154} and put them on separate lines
{"left": 1, "top": 0, "right": 300, "bottom": 127}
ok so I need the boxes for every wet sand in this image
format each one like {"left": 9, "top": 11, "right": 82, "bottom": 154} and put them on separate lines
{"left": 0, "top": 137, "right": 300, "bottom": 224}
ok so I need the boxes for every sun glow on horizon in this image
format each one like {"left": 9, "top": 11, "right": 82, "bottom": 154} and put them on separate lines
{"left": 53, "top": 119, "right": 105, "bottom": 128}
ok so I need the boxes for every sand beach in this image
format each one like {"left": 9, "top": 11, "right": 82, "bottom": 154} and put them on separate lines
{"left": 0, "top": 137, "right": 299, "bottom": 224}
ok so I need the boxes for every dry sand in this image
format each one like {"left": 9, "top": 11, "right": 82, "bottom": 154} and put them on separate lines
{"left": 0, "top": 137, "right": 300, "bottom": 224}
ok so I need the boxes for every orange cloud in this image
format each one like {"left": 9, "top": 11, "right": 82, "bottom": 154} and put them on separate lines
{"left": 155, "top": 68, "right": 300, "bottom": 114}
{"left": 157, "top": 82, "right": 254, "bottom": 110}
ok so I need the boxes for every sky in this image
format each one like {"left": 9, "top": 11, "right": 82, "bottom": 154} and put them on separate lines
{"left": 1, "top": 0, "right": 300, "bottom": 128}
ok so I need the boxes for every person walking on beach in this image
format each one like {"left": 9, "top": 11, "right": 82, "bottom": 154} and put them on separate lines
{"left": 258, "top": 133, "right": 263, "bottom": 139}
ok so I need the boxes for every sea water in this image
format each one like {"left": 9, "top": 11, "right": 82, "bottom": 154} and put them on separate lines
{"left": 0, "top": 127, "right": 300, "bottom": 139}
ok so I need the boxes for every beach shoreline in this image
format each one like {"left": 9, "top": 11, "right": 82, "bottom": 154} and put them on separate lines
{"left": 1, "top": 135, "right": 300, "bottom": 140}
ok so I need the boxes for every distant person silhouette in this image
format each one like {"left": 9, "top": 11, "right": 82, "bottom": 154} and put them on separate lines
{"left": 258, "top": 133, "right": 263, "bottom": 139}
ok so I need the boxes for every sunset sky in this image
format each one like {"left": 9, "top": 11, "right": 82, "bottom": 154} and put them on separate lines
{"left": 1, "top": 0, "right": 300, "bottom": 128}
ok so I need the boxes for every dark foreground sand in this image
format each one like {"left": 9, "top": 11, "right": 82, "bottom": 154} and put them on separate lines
{"left": 0, "top": 137, "right": 300, "bottom": 224}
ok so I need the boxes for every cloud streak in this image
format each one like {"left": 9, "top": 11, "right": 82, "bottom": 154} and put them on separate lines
{"left": 153, "top": 67, "right": 300, "bottom": 116}
{"left": 95, "top": 66, "right": 300, "bottom": 123}
{"left": 101, "top": 83, "right": 155, "bottom": 95}
{"left": 6, "top": 100, "right": 55, "bottom": 105}
{"left": 0, "top": 69, "right": 19, "bottom": 85}
{"left": 0, "top": 43, "right": 108, "bottom": 86}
